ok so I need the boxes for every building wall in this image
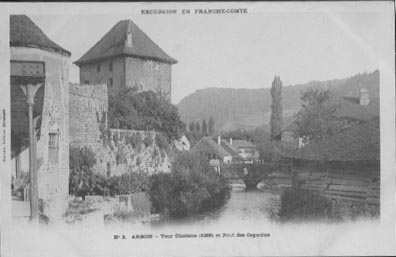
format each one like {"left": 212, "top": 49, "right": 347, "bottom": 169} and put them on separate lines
{"left": 69, "top": 83, "right": 108, "bottom": 151}
{"left": 125, "top": 57, "right": 172, "bottom": 101}
{"left": 11, "top": 47, "right": 70, "bottom": 220}
{"left": 79, "top": 58, "right": 125, "bottom": 95}
{"left": 78, "top": 57, "right": 172, "bottom": 101}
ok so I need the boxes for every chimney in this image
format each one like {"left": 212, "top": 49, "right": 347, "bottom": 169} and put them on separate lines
{"left": 125, "top": 23, "right": 133, "bottom": 47}
{"left": 217, "top": 136, "right": 221, "bottom": 145}
{"left": 229, "top": 138, "right": 232, "bottom": 145}
{"left": 360, "top": 88, "right": 369, "bottom": 106}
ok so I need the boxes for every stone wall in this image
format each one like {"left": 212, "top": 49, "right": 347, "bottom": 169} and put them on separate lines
{"left": 11, "top": 47, "right": 70, "bottom": 220}
{"left": 69, "top": 83, "right": 108, "bottom": 151}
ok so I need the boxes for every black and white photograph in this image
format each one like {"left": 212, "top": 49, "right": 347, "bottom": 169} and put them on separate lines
{"left": 0, "top": 2, "right": 395, "bottom": 256}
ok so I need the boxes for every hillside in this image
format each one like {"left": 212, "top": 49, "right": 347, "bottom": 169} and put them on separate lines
{"left": 177, "top": 70, "right": 379, "bottom": 132}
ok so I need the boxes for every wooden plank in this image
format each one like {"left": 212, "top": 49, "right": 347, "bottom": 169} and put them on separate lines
{"left": 366, "top": 198, "right": 380, "bottom": 205}
{"left": 328, "top": 185, "right": 368, "bottom": 193}
{"left": 325, "top": 195, "right": 367, "bottom": 203}
{"left": 328, "top": 179, "right": 368, "bottom": 187}
{"left": 327, "top": 173, "right": 370, "bottom": 182}
{"left": 324, "top": 190, "right": 367, "bottom": 198}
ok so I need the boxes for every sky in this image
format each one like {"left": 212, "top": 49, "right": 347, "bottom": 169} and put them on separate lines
{"left": 24, "top": 3, "right": 387, "bottom": 104}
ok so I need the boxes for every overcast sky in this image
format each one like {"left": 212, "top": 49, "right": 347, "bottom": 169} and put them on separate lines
{"left": 25, "top": 3, "right": 387, "bottom": 104}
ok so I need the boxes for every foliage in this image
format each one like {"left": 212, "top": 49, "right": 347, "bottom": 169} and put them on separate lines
{"left": 278, "top": 189, "right": 334, "bottom": 222}
{"left": 105, "top": 172, "right": 151, "bottom": 195}
{"left": 202, "top": 119, "right": 208, "bottom": 135}
{"left": 184, "top": 131, "right": 203, "bottom": 148}
{"left": 149, "top": 152, "right": 230, "bottom": 217}
{"left": 155, "top": 134, "right": 169, "bottom": 152}
{"left": 115, "top": 147, "right": 126, "bottom": 165}
{"left": 126, "top": 133, "right": 143, "bottom": 150}
{"left": 69, "top": 146, "right": 97, "bottom": 199}
{"left": 108, "top": 88, "right": 185, "bottom": 141}
{"left": 195, "top": 121, "right": 201, "bottom": 133}
{"left": 270, "top": 76, "right": 283, "bottom": 139}
{"left": 295, "top": 88, "right": 345, "bottom": 143}
{"left": 188, "top": 122, "right": 195, "bottom": 132}
{"left": 208, "top": 117, "right": 215, "bottom": 135}
{"left": 96, "top": 110, "right": 109, "bottom": 147}
{"left": 143, "top": 135, "right": 154, "bottom": 147}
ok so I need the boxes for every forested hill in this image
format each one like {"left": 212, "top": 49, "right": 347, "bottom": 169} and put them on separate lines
{"left": 177, "top": 70, "right": 379, "bottom": 132}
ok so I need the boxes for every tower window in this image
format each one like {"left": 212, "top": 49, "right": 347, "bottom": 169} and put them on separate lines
{"left": 97, "top": 64, "right": 101, "bottom": 73}
{"left": 109, "top": 62, "right": 113, "bottom": 71}
{"left": 108, "top": 77, "right": 113, "bottom": 87}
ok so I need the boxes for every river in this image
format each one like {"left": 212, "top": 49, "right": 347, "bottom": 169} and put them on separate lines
{"left": 149, "top": 183, "right": 282, "bottom": 228}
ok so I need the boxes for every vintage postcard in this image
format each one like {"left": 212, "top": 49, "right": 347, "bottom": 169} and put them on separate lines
{"left": 0, "top": 2, "right": 395, "bottom": 257}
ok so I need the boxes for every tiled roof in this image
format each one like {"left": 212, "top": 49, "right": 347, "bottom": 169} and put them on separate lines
{"left": 192, "top": 137, "right": 231, "bottom": 158}
{"left": 220, "top": 140, "right": 239, "bottom": 156}
{"left": 74, "top": 19, "right": 177, "bottom": 65}
{"left": 281, "top": 119, "right": 379, "bottom": 161}
{"left": 192, "top": 137, "right": 244, "bottom": 160}
{"left": 330, "top": 96, "right": 375, "bottom": 121}
{"left": 10, "top": 15, "right": 71, "bottom": 57}
{"left": 232, "top": 140, "right": 256, "bottom": 149}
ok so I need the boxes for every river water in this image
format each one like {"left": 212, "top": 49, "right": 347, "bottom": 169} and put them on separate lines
{"left": 149, "top": 184, "right": 282, "bottom": 228}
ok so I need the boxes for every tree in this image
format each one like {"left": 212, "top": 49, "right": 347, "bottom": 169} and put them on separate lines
{"left": 270, "top": 76, "right": 283, "bottom": 139}
{"left": 202, "top": 119, "right": 208, "bottom": 135}
{"left": 69, "top": 146, "right": 97, "bottom": 200}
{"left": 108, "top": 88, "right": 185, "bottom": 141}
{"left": 149, "top": 152, "right": 230, "bottom": 217}
{"left": 208, "top": 117, "right": 215, "bottom": 135}
{"left": 195, "top": 121, "right": 201, "bottom": 133}
{"left": 295, "top": 88, "right": 344, "bottom": 143}
{"left": 189, "top": 121, "right": 195, "bottom": 132}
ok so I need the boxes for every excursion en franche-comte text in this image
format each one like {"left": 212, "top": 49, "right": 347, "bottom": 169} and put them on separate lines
{"left": 141, "top": 8, "right": 248, "bottom": 15}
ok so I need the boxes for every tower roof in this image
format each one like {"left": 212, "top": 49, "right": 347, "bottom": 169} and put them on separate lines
{"left": 74, "top": 19, "right": 177, "bottom": 66}
{"left": 10, "top": 15, "right": 71, "bottom": 57}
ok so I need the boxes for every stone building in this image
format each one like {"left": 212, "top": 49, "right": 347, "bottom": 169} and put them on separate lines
{"left": 74, "top": 19, "right": 177, "bottom": 101}
{"left": 10, "top": 15, "right": 71, "bottom": 220}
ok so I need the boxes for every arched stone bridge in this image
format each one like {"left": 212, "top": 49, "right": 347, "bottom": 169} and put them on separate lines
{"left": 221, "top": 163, "right": 291, "bottom": 189}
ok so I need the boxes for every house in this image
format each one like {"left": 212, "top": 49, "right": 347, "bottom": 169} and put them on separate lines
{"left": 280, "top": 119, "right": 380, "bottom": 218}
{"left": 274, "top": 89, "right": 379, "bottom": 149}
{"left": 191, "top": 136, "right": 243, "bottom": 165}
{"left": 74, "top": 19, "right": 177, "bottom": 101}
{"left": 228, "top": 139, "right": 259, "bottom": 163}
{"left": 10, "top": 15, "right": 71, "bottom": 220}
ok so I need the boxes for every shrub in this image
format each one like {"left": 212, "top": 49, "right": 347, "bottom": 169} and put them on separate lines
{"left": 149, "top": 152, "right": 230, "bottom": 217}
{"left": 115, "top": 148, "right": 125, "bottom": 165}
{"left": 103, "top": 172, "right": 150, "bottom": 196}
{"left": 278, "top": 189, "right": 333, "bottom": 222}
{"left": 155, "top": 134, "right": 169, "bottom": 151}
{"left": 69, "top": 146, "right": 97, "bottom": 200}
{"left": 143, "top": 135, "right": 154, "bottom": 147}
{"left": 126, "top": 133, "right": 143, "bottom": 150}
